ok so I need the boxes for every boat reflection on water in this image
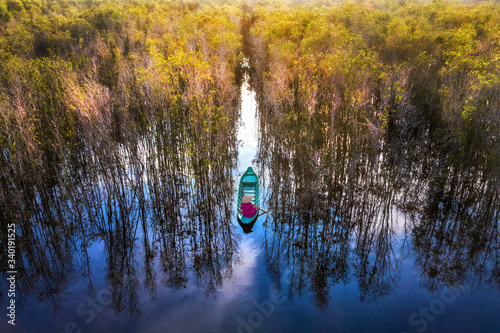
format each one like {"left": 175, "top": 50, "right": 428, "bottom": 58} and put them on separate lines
{"left": 237, "top": 218, "right": 257, "bottom": 234}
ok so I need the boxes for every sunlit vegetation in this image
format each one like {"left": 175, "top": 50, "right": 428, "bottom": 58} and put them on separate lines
{"left": 0, "top": 0, "right": 244, "bottom": 187}
{"left": 246, "top": 0, "right": 500, "bottom": 169}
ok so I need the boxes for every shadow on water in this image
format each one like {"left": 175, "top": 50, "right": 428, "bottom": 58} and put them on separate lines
{"left": 237, "top": 218, "right": 257, "bottom": 234}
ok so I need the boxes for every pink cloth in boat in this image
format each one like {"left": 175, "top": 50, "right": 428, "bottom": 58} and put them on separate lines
{"left": 241, "top": 202, "right": 257, "bottom": 218}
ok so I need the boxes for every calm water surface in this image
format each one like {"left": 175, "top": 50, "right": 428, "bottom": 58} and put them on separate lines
{"left": 1, "top": 78, "right": 500, "bottom": 333}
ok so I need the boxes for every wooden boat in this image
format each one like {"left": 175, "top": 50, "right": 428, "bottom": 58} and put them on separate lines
{"left": 237, "top": 166, "right": 260, "bottom": 231}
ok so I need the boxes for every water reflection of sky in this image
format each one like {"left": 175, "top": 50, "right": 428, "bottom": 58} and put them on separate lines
{"left": 237, "top": 79, "right": 259, "bottom": 173}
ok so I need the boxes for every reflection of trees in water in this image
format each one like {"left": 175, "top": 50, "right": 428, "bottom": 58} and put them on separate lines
{"left": 256, "top": 103, "right": 403, "bottom": 307}
{"left": 255, "top": 82, "right": 500, "bottom": 309}
{"left": 146, "top": 126, "right": 238, "bottom": 295}
{"left": 0, "top": 83, "right": 240, "bottom": 317}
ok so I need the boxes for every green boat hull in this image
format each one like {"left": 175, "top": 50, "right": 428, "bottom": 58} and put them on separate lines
{"left": 237, "top": 166, "right": 260, "bottom": 226}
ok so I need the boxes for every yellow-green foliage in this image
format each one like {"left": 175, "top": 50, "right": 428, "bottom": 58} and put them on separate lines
{"left": 0, "top": 0, "right": 499, "bottom": 172}
{"left": 0, "top": 0, "right": 244, "bottom": 176}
